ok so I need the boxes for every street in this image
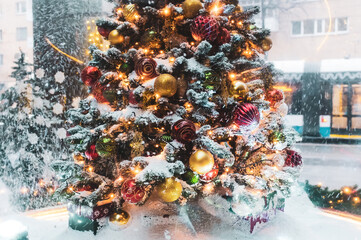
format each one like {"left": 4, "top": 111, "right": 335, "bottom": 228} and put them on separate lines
{"left": 296, "top": 143, "right": 361, "bottom": 189}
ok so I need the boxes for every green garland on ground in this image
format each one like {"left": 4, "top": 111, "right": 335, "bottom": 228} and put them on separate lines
{"left": 304, "top": 181, "right": 361, "bottom": 215}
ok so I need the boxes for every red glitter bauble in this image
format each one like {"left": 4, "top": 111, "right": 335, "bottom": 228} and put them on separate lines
{"left": 216, "top": 27, "right": 231, "bottom": 45}
{"left": 266, "top": 89, "right": 284, "bottom": 107}
{"left": 121, "top": 179, "right": 146, "bottom": 204}
{"left": 97, "top": 27, "right": 112, "bottom": 38}
{"left": 200, "top": 163, "right": 219, "bottom": 182}
{"left": 172, "top": 119, "right": 196, "bottom": 144}
{"left": 135, "top": 57, "right": 158, "bottom": 80}
{"left": 191, "top": 16, "right": 220, "bottom": 42}
{"left": 91, "top": 82, "right": 108, "bottom": 104}
{"left": 81, "top": 66, "right": 102, "bottom": 86}
{"left": 85, "top": 144, "right": 99, "bottom": 160}
{"left": 233, "top": 103, "right": 260, "bottom": 127}
{"left": 284, "top": 150, "right": 302, "bottom": 167}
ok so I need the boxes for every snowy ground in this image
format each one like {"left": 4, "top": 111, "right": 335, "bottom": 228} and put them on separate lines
{"left": 1, "top": 182, "right": 361, "bottom": 239}
{"left": 297, "top": 143, "right": 361, "bottom": 188}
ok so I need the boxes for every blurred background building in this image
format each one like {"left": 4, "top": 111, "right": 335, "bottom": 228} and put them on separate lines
{"left": 241, "top": 0, "right": 361, "bottom": 141}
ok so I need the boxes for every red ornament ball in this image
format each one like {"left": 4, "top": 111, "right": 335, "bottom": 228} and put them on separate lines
{"left": 216, "top": 27, "right": 231, "bottom": 45}
{"left": 191, "top": 16, "right": 220, "bottom": 42}
{"left": 128, "top": 91, "right": 138, "bottom": 105}
{"left": 200, "top": 163, "right": 219, "bottom": 182}
{"left": 172, "top": 119, "right": 196, "bottom": 144}
{"left": 135, "top": 57, "right": 158, "bottom": 80}
{"left": 85, "top": 144, "right": 99, "bottom": 160}
{"left": 81, "top": 66, "right": 102, "bottom": 86}
{"left": 284, "top": 150, "right": 302, "bottom": 167}
{"left": 121, "top": 179, "right": 146, "bottom": 204}
{"left": 233, "top": 103, "right": 260, "bottom": 127}
{"left": 97, "top": 27, "right": 112, "bottom": 38}
{"left": 266, "top": 89, "right": 284, "bottom": 107}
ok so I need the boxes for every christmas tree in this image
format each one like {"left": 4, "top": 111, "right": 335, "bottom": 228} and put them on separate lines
{"left": 60, "top": 0, "right": 302, "bottom": 234}
{"left": 0, "top": 53, "right": 76, "bottom": 211}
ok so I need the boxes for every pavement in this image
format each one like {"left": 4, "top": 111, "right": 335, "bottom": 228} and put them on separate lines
{"left": 296, "top": 143, "right": 361, "bottom": 189}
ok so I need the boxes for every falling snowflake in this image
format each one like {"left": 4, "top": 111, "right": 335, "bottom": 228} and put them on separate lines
{"left": 55, "top": 72, "right": 65, "bottom": 83}
{"left": 28, "top": 133, "right": 39, "bottom": 145}
{"left": 36, "top": 68, "right": 45, "bottom": 78}
{"left": 33, "top": 97, "right": 44, "bottom": 109}
{"left": 49, "top": 89, "right": 55, "bottom": 94}
{"left": 35, "top": 115, "right": 46, "bottom": 125}
{"left": 56, "top": 128, "right": 67, "bottom": 139}
{"left": 52, "top": 103, "right": 64, "bottom": 115}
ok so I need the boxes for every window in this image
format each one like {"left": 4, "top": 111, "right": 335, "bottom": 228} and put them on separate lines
{"left": 292, "top": 21, "right": 301, "bottom": 35}
{"left": 0, "top": 30, "right": 2, "bottom": 41}
{"left": 303, "top": 19, "right": 314, "bottom": 34}
{"left": 16, "top": 2, "right": 26, "bottom": 14}
{"left": 292, "top": 18, "right": 348, "bottom": 36}
{"left": 0, "top": 54, "right": 3, "bottom": 66}
{"left": 16, "top": 27, "right": 27, "bottom": 41}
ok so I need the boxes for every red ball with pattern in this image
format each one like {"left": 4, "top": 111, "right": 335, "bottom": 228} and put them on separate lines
{"left": 121, "top": 179, "right": 146, "bottom": 203}
{"left": 172, "top": 119, "right": 196, "bottom": 144}
{"left": 266, "top": 89, "right": 284, "bottom": 107}
{"left": 191, "top": 16, "right": 220, "bottom": 42}
{"left": 284, "top": 150, "right": 302, "bottom": 167}
{"left": 97, "top": 27, "right": 112, "bottom": 38}
{"left": 200, "top": 163, "right": 219, "bottom": 182}
{"left": 233, "top": 103, "right": 260, "bottom": 127}
{"left": 135, "top": 57, "right": 158, "bottom": 80}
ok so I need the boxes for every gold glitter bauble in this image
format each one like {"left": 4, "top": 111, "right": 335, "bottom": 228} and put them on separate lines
{"left": 261, "top": 37, "right": 273, "bottom": 51}
{"left": 189, "top": 150, "right": 214, "bottom": 174}
{"left": 182, "top": 0, "right": 203, "bottom": 18}
{"left": 157, "top": 177, "right": 183, "bottom": 202}
{"left": 123, "top": 4, "right": 138, "bottom": 22}
{"left": 154, "top": 74, "right": 177, "bottom": 98}
{"left": 229, "top": 80, "right": 248, "bottom": 99}
{"left": 108, "top": 30, "right": 124, "bottom": 45}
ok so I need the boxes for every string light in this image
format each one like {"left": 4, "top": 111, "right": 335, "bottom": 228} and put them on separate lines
{"left": 169, "top": 57, "right": 175, "bottom": 63}
{"left": 162, "top": 7, "right": 171, "bottom": 16}
{"left": 203, "top": 183, "right": 214, "bottom": 193}
{"left": 229, "top": 73, "right": 236, "bottom": 79}
{"left": 88, "top": 166, "right": 94, "bottom": 172}
{"left": 20, "top": 187, "right": 28, "bottom": 194}
{"left": 342, "top": 187, "right": 352, "bottom": 195}
{"left": 210, "top": 0, "right": 224, "bottom": 16}
{"left": 353, "top": 197, "right": 360, "bottom": 204}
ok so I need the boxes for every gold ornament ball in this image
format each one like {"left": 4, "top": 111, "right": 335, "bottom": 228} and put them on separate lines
{"left": 123, "top": 4, "right": 138, "bottom": 22}
{"left": 157, "top": 177, "right": 183, "bottom": 202}
{"left": 109, "top": 210, "right": 131, "bottom": 226}
{"left": 261, "top": 37, "right": 273, "bottom": 51}
{"left": 154, "top": 74, "right": 178, "bottom": 98}
{"left": 189, "top": 150, "right": 215, "bottom": 174}
{"left": 108, "top": 30, "right": 124, "bottom": 45}
{"left": 229, "top": 80, "right": 248, "bottom": 99}
{"left": 182, "top": 0, "right": 203, "bottom": 18}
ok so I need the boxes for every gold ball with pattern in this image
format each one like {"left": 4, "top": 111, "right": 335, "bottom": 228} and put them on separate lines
{"left": 189, "top": 150, "right": 215, "bottom": 174}
{"left": 123, "top": 4, "right": 138, "bottom": 22}
{"left": 261, "top": 37, "right": 273, "bottom": 51}
{"left": 154, "top": 74, "right": 178, "bottom": 98}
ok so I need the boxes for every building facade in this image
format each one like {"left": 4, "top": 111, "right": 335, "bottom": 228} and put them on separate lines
{"left": 0, "top": 0, "right": 33, "bottom": 88}
{"left": 241, "top": 0, "right": 361, "bottom": 140}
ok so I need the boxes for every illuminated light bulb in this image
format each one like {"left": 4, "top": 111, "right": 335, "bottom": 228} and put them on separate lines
{"left": 225, "top": 167, "right": 230, "bottom": 172}
{"left": 68, "top": 187, "right": 74, "bottom": 191}
{"left": 169, "top": 57, "right": 175, "bottom": 63}
{"left": 88, "top": 166, "right": 94, "bottom": 172}
{"left": 20, "top": 187, "right": 28, "bottom": 194}
{"left": 317, "top": 182, "right": 322, "bottom": 187}
{"left": 210, "top": 0, "right": 223, "bottom": 16}
{"left": 155, "top": 93, "right": 160, "bottom": 99}
{"left": 155, "top": 144, "right": 159, "bottom": 148}
{"left": 329, "top": 200, "right": 333, "bottom": 204}
{"left": 231, "top": 20, "right": 235, "bottom": 24}
{"left": 342, "top": 187, "right": 352, "bottom": 195}
{"left": 229, "top": 73, "right": 236, "bottom": 79}
{"left": 237, "top": 21, "right": 243, "bottom": 27}
{"left": 110, "top": 193, "right": 115, "bottom": 198}
{"left": 128, "top": 121, "right": 132, "bottom": 124}
{"left": 160, "top": 50, "right": 164, "bottom": 54}
{"left": 39, "top": 179, "right": 45, "bottom": 187}
{"left": 203, "top": 183, "right": 214, "bottom": 193}
{"left": 353, "top": 197, "right": 360, "bottom": 204}
{"left": 116, "top": 8, "right": 122, "bottom": 14}
{"left": 163, "top": 7, "right": 171, "bottom": 16}
{"left": 144, "top": 49, "right": 149, "bottom": 54}
{"left": 133, "top": 167, "right": 141, "bottom": 174}
{"left": 190, "top": 42, "right": 195, "bottom": 46}
{"left": 116, "top": 176, "right": 124, "bottom": 182}
{"left": 208, "top": 131, "right": 213, "bottom": 135}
